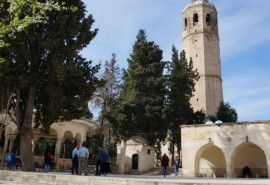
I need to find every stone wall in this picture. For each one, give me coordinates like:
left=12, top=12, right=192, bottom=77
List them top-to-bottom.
left=181, top=121, right=270, bottom=178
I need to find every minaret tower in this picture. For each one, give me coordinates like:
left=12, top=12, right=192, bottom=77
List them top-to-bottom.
left=182, top=0, right=223, bottom=116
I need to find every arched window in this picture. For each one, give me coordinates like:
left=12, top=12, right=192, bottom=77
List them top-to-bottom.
left=193, top=13, right=199, bottom=25
left=206, top=14, right=211, bottom=25
left=185, top=18, right=188, bottom=29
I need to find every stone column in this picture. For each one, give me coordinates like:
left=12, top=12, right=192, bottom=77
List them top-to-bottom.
left=8, top=137, right=15, bottom=153
left=31, top=137, right=39, bottom=152
left=55, top=137, right=63, bottom=170
left=1, top=138, right=9, bottom=167
left=225, top=154, right=232, bottom=178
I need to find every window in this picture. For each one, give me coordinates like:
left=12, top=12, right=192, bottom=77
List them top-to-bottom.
left=193, top=13, right=199, bottom=25
left=206, top=14, right=211, bottom=25
left=184, top=18, right=188, bottom=29
left=147, top=149, right=151, bottom=155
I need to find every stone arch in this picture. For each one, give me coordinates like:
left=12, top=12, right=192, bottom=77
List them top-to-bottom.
left=4, top=126, right=18, bottom=154
left=60, top=131, right=75, bottom=158
left=74, top=133, right=82, bottom=145
left=231, top=142, right=268, bottom=178
left=195, top=143, right=226, bottom=177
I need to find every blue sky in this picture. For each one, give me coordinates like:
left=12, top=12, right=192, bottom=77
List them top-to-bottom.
left=82, top=0, right=270, bottom=122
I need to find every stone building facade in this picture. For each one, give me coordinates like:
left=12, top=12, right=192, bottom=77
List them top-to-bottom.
left=182, top=0, right=223, bottom=116
left=1, top=117, right=96, bottom=170
left=181, top=121, right=270, bottom=178
left=116, top=136, right=155, bottom=174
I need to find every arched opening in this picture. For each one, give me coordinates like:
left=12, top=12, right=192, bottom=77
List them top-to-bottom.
left=193, top=13, right=199, bottom=25
left=206, top=14, right=211, bottom=25
left=184, top=18, right=188, bottom=29
left=60, top=131, right=74, bottom=158
left=35, top=137, right=47, bottom=156
left=35, top=137, right=56, bottom=156
left=60, top=139, right=73, bottom=159
left=231, top=142, right=268, bottom=178
left=195, top=143, right=226, bottom=177
left=132, top=154, right=139, bottom=170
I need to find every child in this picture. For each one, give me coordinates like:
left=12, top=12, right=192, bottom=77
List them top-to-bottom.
left=174, top=156, right=180, bottom=177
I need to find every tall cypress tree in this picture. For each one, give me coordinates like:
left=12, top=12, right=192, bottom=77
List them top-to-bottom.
left=0, top=0, right=102, bottom=171
left=106, top=30, right=167, bottom=144
left=166, top=46, right=202, bottom=160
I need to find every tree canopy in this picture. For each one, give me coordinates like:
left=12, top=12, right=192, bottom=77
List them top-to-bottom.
left=0, top=0, right=102, bottom=171
left=0, top=0, right=63, bottom=49
left=106, top=30, right=167, bottom=144
left=165, top=46, right=204, bottom=161
left=166, top=47, right=200, bottom=127
left=209, top=101, right=238, bottom=123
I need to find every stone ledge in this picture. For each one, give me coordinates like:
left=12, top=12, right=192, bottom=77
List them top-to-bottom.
left=1, top=170, right=270, bottom=185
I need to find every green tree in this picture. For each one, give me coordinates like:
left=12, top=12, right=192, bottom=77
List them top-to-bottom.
left=0, top=0, right=102, bottom=171
left=0, top=0, right=62, bottom=49
left=106, top=29, right=167, bottom=144
left=166, top=47, right=201, bottom=163
left=216, top=101, right=238, bottom=122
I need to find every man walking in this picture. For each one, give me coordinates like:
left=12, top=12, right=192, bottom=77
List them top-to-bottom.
left=78, top=142, right=89, bottom=175
left=161, top=153, right=169, bottom=177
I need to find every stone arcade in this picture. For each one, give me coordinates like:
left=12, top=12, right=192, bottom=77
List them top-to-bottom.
left=181, top=121, right=270, bottom=178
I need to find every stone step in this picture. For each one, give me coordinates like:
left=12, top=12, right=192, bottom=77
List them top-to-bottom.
left=1, top=170, right=270, bottom=185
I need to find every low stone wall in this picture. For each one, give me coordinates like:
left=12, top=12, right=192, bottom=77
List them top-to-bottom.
left=1, top=170, right=270, bottom=185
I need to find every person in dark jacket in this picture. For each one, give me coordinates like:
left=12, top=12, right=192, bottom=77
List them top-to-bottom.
left=71, top=144, right=79, bottom=175
left=44, top=145, right=53, bottom=173
left=95, top=146, right=103, bottom=176
left=100, top=147, right=111, bottom=176
left=161, top=153, right=169, bottom=177
left=243, top=165, right=251, bottom=178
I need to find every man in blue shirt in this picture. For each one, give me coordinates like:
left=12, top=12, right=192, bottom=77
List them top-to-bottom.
left=78, top=142, right=89, bottom=175
left=71, top=144, right=79, bottom=175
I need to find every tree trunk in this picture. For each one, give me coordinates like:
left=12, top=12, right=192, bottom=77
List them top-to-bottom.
left=18, top=86, right=36, bottom=171
left=20, top=133, right=34, bottom=171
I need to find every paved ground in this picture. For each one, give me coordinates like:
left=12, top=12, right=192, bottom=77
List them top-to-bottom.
left=1, top=168, right=270, bottom=185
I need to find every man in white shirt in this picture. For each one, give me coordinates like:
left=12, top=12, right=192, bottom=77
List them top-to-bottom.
left=78, top=142, right=89, bottom=175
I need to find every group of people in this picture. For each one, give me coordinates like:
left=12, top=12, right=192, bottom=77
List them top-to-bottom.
left=44, top=142, right=111, bottom=176
left=71, top=142, right=89, bottom=175
left=44, top=143, right=181, bottom=177
left=71, top=143, right=111, bottom=176
left=95, top=146, right=111, bottom=176
left=161, top=153, right=180, bottom=177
